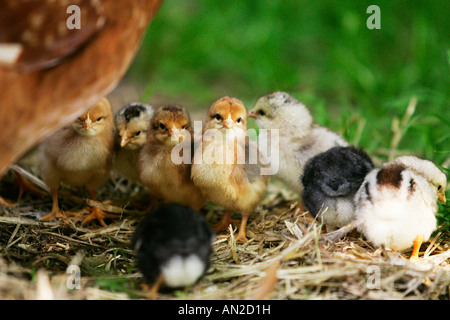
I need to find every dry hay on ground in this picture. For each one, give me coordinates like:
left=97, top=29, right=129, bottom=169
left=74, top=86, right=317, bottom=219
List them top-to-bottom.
left=0, top=169, right=449, bottom=300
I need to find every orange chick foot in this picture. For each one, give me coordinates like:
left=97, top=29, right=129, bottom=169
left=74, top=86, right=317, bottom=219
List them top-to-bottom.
left=82, top=207, right=120, bottom=227
left=40, top=208, right=69, bottom=223
left=214, top=211, right=240, bottom=233
left=235, top=214, right=250, bottom=242
left=214, top=219, right=240, bottom=233
left=235, top=232, right=248, bottom=243
left=409, top=235, right=424, bottom=261
left=142, top=274, right=164, bottom=300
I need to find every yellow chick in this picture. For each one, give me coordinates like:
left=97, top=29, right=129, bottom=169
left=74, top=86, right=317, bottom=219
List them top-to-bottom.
left=39, top=97, right=117, bottom=226
left=191, top=97, right=269, bottom=242
left=139, top=105, right=205, bottom=210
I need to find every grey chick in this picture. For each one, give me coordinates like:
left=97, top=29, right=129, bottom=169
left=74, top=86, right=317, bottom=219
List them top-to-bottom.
left=249, top=91, right=348, bottom=195
left=114, top=102, right=154, bottom=183
left=301, top=146, right=374, bottom=227
left=355, top=155, right=447, bottom=260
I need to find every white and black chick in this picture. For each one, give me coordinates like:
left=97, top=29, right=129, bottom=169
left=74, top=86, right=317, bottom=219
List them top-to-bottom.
left=355, top=155, right=447, bottom=260
left=132, top=203, right=215, bottom=295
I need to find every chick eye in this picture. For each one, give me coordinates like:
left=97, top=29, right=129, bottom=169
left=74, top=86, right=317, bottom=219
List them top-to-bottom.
left=258, top=110, right=266, bottom=116
left=215, top=114, right=222, bottom=121
left=96, top=116, right=103, bottom=122
left=237, top=117, right=242, bottom=123
left=159, top=123, right=165, bottom=130
left=135, top=131, right=141, bottom=136
left=437, top=185, right=442, bottom=191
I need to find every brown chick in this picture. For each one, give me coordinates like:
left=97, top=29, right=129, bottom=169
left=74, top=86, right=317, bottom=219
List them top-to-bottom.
left=0, top=0, right=163, bottom=178
left=191, top=97, right=269, bottom=242
left=39, top=98, right=117, bottom=226
left=139, top=105, right=205, bottom=210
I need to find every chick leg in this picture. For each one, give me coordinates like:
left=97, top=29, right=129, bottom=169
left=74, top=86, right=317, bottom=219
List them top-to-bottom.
left=1, top=169, right=46, bottom=207
left=15, top=172, right=47, bottom=203
left=40, top=188, right=67, bottom=221
left=81, top=189, right=120, bottom=227
left=130, top=193, right=160, bottom=211
left=0, top=196, right=16, bottom=208
left=145, top=196, right=163, bottom=212
left=297, top=201, right=306, bottom=213
left=214, top=211, right=240, bottom=233
left=236, top=213, right=250, bottom=243
left=324, top=217, right=364, bottom=242
left=409, top=235, right=424, bottom=261
left=142, top=274, right=164, bottom=300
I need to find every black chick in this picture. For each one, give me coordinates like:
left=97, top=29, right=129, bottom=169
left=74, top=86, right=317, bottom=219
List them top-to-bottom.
left=301, top=146, right=374, bottom=227
left=132, top=203, right=215, bottom=296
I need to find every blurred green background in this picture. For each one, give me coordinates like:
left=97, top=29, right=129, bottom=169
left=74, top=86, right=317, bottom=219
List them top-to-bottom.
left=124, top=0, right=449, bottom=167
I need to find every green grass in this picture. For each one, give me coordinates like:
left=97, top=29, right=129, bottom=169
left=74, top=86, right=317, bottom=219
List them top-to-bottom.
left=125, top=0, right=449, bottom=221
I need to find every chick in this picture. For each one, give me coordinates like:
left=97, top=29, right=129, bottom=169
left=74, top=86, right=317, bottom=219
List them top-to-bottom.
left=249, top=91, right=348, bottom=195
left=191, top=96, right=269, bottom=242
left=39, top=97, right=118, bottom=226
left=114, top=102, right=154, bottom=183
left=139, top=105, right=205, bottom=210
left=301, top=146, right=374, bottom=227
left=355, top=156, right=447, bottom=260
left=132, top=203, right=214, bottom=296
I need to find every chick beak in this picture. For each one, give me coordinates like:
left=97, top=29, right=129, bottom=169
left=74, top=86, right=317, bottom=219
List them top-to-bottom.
left=248, top=110, right=257, bottom=119
left=83, top=115, right=92, bottom=131
left=223, top=119, right=234, bottom=129
left=169, top=129, right=182, bottom=142
left=120, top=136, right=130, bottom=147
left=438, top=191, right=446, bottom=203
